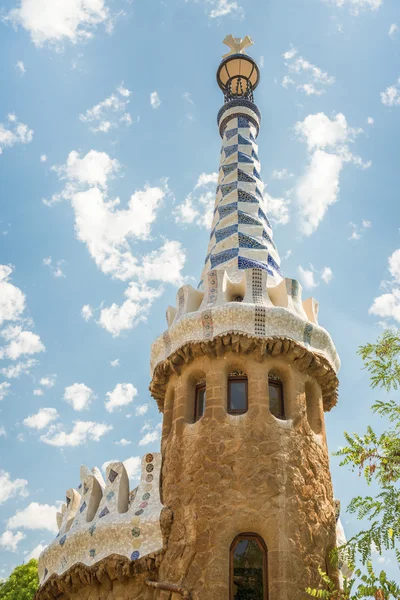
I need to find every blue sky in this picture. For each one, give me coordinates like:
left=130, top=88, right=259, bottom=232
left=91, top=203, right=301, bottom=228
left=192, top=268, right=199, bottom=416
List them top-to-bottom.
left=0, top=0, right=399, bottom=581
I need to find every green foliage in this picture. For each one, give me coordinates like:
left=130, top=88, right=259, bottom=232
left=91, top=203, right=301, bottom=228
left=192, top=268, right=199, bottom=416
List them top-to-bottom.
left=306, top=331, right=400, bottom=600
left=0, top=559, right=39, bottom=600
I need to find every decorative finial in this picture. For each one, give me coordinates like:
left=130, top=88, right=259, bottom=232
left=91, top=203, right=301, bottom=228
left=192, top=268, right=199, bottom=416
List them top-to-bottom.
left=222, top=34, right=254, bottom=59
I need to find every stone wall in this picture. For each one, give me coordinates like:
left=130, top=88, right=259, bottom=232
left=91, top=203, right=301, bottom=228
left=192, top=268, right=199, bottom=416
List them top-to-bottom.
left=158, top=349, right=338, bottom=600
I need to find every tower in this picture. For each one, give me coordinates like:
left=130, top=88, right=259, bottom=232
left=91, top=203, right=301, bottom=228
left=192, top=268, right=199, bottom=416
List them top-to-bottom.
left=150, top=36, right=340, bottom=599
left=35, top=37, right=341, bottom=600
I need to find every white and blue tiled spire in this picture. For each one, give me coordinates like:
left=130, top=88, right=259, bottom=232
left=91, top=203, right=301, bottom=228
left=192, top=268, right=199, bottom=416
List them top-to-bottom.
left=199, top=99, right=282, bottom=289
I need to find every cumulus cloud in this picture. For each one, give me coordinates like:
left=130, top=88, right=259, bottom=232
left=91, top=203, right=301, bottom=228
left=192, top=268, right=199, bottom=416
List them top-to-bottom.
left=5, top=0, right=113, bottom=48
left=209, top=0, right=243, bottom=18
left=324, top=0, right=382, bottom=13
left=389, top=23, right=399, bottom=38
left=282, top=46, right=335, bottom=96
left=15, top=60, right=25, bottom=75
left=381, top=78, right=400, bottom=107
left=80, top=83, right=132, bottom=133
left=150, top=91, right=161, bottom=109
left=295, top=112, right=370, bottom=235
left=0, top=114, right=33, bottom=155
left=46, top=150, right=186, bottom=335
left=271, top=168, right=294, bottom=180
left=174, top=172, right=218, bottom=229
left=264, top=192, right=290, bottom=226
left=348, top=219, right=371, bottom=240
left=369, top=250, right=400, bottom=324
left=43, top=256, right=65, bottom=278
left=0, top=265, right=26, bottom=326
left=298, top=265, right=333, bottom=288
left=321, top=266, right=333, bottom=284
left=81, top=304, right=93, bottom=321
left=0, top=326, right=45, bottom=361
left=1, top=358, right=38, bottom=379
left=110, top=358, right=119, bottom=367
left=40, top=375, right=56, bottom=388
left=0, top=382, right=11, bottom=401
left=105, top=382, right=137, bottom=413
left=64, top=383, right=95, bottom=411
left=135, top=403, right=149, bottom=416
left=23, top=407, right=59, bottom=430
left=40, top=420, right=112, bottom=447
left=139, top=421, right=162, bottom=446
left=115, top=438, right=131, bottom=446
left=0, top=470, right=28, bottom=504
left=7, top=502, right=58, bottom=533
left=0, top=530, right=25, bottom=552
left=26, top=542, right=47, bottom=560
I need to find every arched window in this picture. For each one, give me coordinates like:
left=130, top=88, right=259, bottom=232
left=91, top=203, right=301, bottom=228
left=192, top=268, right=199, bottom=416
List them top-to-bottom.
left=228, top=372, right=248, bottom=415
left=268, top=373, right=285, bottom=419
left=194, top=383, right=206, bottom=422
left=230, top=533, right=268, bottom=600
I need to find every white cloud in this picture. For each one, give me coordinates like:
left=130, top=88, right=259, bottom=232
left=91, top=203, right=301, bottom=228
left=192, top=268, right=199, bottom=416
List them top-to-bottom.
left=5, top=0, right=112, bottom=48
left=209, top=0, right=242, bottom=18
left=324, top=0, right=382, bottom=13
left=389, top=23, right=399, bottom=38
left=282, top=46, right=335, bottom=96
left=15, top=60, right=25, bottom=75
left=381, top=79, right=400, bottom=107
left=79, top=84, right=132, bottom=133
left=150, top=91, right=161, bottom=109
left=295, top=113, right=370, bottom=235
left=0, top=114, right=33, bottom=155
left=367, top=117, right=374, bottom=125
left=47, top=150, right=186, bottom=335
left=40, top=154, right=47, bottom=162
left=271, top=168, right=294, bottom=180
left=174, top=172, right=218, bottom=229
left=264, top=192, right=290, bottom=226
left=348, top=219, right=371, bottom=240
left=369, top=250, right=400, bottom=324
left=43, top=256, right=65, bottom=278
left=0, top=265, right=26, bottom=326
left=298, top=266, right=319, bottom=289
left=321, top=266, right=333, bottom=284
left=81, top=304, right=93, bottom=321
left=0, top=326, right=45, bottom=360
left=1, top=358, right=38, bottom=379
left=110, top=358, right=119, bottom=367
left=39, top=375, right=56, bottom=388
left=0, top=382, right=11, bottom=401
left=105, top=382, right=137, bottom=413
left=64, top=383, right=94, bottom=411
left=33, top=388, right=43, bottom=396
left=135, top=403, right=149, bottom=416
left=23, top=407, right=59, bottom=430
left=40, top=420, right=112, bottom=447
left=139, top=422, right=162, bottom=446
left=0, top=426, right=6, bottom=437
left=115, top=438, right=131, bottom=446
left=103, top=456, right=141, bottom=480
left=0, top=470, right=28, bottom=504
left=7, top=502, right=58, bottom=533
left=0, top=530, right=25, bottom=552
left=26, top=542, right=47, bottom=560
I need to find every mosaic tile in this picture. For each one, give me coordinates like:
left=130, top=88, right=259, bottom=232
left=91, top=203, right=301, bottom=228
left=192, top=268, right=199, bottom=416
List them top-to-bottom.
left=225, top=128, right=238, bottom=140
left=238, top=133, right=251, bottom=145
left=224, top=144, right=238, bottom=158
left=237, top=151, right=253, bottom=164
left=221, top=163, right=237, bottom=176
left=237, top=168, right=256, bottom=183
left=220, top=182, right=237, bottom=197
left=237, top=189, right=258, bottom=203
left=218, top=202, right=237, bottom=219
left=215, top=224, right=238, bottom=243
left=239, top=232, right=268, bottom=250
left=210, top=247, right=239, bottom=269
left=238, top=256, right=274, bottom=275
left=252, top=269, right=264, bottom=304
left=207, top=271, right=218, bottom=304
left=254, top=306, right=266, bottom=336
left=202, top=309, right=214, bottom=339
left=304, top=323, right=313, bottom=346
left=108, top=469, right=118, bottom=483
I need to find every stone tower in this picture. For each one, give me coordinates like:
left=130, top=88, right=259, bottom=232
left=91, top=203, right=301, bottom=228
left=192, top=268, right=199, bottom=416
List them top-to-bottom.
left=36, top=37, right=341, bottom=600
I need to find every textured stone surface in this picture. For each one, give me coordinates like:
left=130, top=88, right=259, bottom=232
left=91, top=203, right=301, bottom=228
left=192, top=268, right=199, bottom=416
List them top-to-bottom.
left=158, top=351, right=339, bottom=600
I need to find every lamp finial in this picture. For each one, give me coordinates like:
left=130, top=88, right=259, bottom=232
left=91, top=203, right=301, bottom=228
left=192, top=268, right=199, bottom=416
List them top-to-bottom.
left=222, top=34, right=254, bottom=59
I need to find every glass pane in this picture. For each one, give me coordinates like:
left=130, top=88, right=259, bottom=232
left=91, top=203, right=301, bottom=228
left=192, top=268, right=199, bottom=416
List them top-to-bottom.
left=229, top=380, right=247, bottom=412
left=269, top=383, right=283, bottom=418
left=195, top=387, right=206, bottom=421
left=233, top=538, right=264, bottom=599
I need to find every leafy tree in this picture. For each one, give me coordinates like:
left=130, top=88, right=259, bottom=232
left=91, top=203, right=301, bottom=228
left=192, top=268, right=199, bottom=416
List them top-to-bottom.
left=307, top=331, right=400, bottom=600
left=0, top=559, right=39, bottom=600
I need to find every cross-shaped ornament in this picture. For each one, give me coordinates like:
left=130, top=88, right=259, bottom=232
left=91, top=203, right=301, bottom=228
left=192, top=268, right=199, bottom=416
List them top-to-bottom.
left=222, top=34, right=254, bottom=59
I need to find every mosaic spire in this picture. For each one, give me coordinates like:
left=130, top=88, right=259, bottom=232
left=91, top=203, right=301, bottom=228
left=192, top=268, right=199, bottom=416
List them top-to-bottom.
left=199, top=40, right=282, bottom=290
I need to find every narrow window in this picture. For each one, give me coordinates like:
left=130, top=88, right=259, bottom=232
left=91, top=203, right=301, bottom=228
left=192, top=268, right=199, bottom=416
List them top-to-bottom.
left=268, top=374, right=284, bottom=419
left=228, top=375, right=248, bottom=415
left=194, top=384, right=206, bottom=422
left=230, top=533, right=268, bottom=600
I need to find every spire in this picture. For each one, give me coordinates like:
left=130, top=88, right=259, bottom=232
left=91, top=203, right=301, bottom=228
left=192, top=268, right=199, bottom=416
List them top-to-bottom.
left=199, top=37, right=282, bottom=290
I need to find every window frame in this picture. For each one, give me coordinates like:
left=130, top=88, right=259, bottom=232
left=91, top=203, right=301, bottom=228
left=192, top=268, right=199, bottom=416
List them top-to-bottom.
left=227, top=376, right=248, bottom=415
left=268, top=377, right=285, bottom=420
left=194, top=383, right=206, bottom=422
left=229, top=532, right=268, bottom=600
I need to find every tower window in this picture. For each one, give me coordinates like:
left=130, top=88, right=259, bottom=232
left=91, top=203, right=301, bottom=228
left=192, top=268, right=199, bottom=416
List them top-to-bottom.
left=268, top=374, right=284, bottom=419
left=228, top=375, right=248, bottom=415
left=194, top=384, right=206, bottom=422
left=230, top=533, right=268, bottom=600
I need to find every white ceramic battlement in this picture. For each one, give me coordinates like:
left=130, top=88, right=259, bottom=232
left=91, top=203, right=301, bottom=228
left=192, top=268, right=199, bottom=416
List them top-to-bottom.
left=150, top=268, right=340, bottom=376
left=38, top=453, right=165, bottom=586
